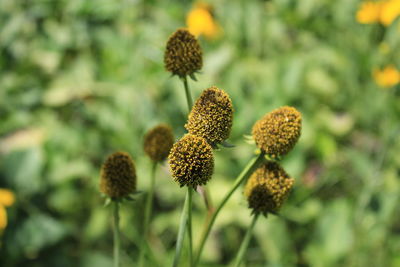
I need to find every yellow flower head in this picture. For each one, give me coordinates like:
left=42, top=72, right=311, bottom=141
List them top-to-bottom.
left=380, top=0, right=400, bottom=26
left=356, top=1, right=383, bottom=24
left=187, top=2, right=220, bottom=39
left=373, top=65, right=400, bottom=88
left=185, top=86, right=234, bottom=146
left=252, top=106, right=302, bottom=158
left=168, top=134, right=214, bottom=188
left=0, top=189, right=15, bottom=231
left=0, top=189, right=15, bottom=207
left=0, top=206, right=7, bottom=231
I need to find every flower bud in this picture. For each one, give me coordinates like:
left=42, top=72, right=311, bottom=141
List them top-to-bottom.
left=164, top=28, right=203, bottom=78
left=185, top=86, right=233, bottom=146
left=252, top=106, right=301, bottom=158
left=144, top=124, right=174, bottom=162
left=168, top=134, right=214, bottom=188
left=100, top=152, right=137, bottom=198
left=244, top=161, right=294, bottom=215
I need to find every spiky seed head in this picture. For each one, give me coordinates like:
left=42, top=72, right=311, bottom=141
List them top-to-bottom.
left=164, top=28, right=203, bottom=78
left=185, top=86, right=234, bottom=146
left=252, top=106, right=302, bottom=158
left=143, top=124, right=174, bottom=162
left=168, top=134, right=214, bottom=188
left=100, top=152, right=137, bottom=198
left=244, top=161, right=294, bottom=215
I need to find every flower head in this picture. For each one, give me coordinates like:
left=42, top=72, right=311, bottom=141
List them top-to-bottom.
left=356, top=0, right=400, bottom=26
left=380, top=0, right=400, bottom=26
left=356, top=1, right=382, bottom=24
left=187, top=2, right=220, bottom=39
left=164, top=28, right=203, bottom=78
left=373, top=65, right=400, bottom=88
left=185, top=86, right=234, bottom=146
left=252, top=106, right=302, bottom=158
left=144, top=124, right=174, bottom=162
left=168, top=134, right=214, bottom=188
left=100, top=152, right=137, bottom=198
left=244, top=161, right=294, bottom=215
left=0, top=189, right=15, bottom=231
left=0, top=189, right=15, bottom=207
left=0, top=206, right=7, bottom=231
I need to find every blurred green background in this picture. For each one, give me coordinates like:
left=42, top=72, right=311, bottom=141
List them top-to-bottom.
left=1, top=0, right=400, bottom=266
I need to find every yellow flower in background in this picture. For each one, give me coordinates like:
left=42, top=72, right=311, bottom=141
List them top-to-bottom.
left=356, top=0, right=400, bottom=26
left=380, top=0, right=400, bottom=25
left=356, top=1, right=383, bottom=24
left=187, top=2, right=220, bottom=39
left=373, top=65, right=400, bottom=88
left=0, top=189, right=15, bottom=231
left=0, top=207, right=7, bottom=231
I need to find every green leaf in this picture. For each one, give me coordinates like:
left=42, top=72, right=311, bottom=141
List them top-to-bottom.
left=189, top=73, right=198, bottom=81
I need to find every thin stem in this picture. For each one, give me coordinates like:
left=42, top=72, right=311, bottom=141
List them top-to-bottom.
left=182, top=76, right=193, bottom=111
left=194, top=153, right=265, bottom=266
left=139, top=161, right=158, bottom=267
left=196, top=185, right=214, bottom=214
left=187, top=187, right=193, bottom=267
left=172, top=190, right=190, bottom=267
left=113, top=201, right=120, bottom=267
left=233, top=214, right=260, bottom=267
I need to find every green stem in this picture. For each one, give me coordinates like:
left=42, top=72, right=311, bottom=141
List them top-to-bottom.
left=182, top=76, right=193, bottom=111
left=194, top=153, right=265, bottom=266
left=139, top=161, right=157, bottom=267
left=187, top=187, right=193, bottom=267
left=172, top=190, right=190, bottom=267
left=113, top=201, right=120, bottom=267
left=233, top=214, right=259, bottom=267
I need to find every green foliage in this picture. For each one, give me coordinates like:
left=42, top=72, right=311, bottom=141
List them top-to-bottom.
left=1, top=0, right=399, bottom=266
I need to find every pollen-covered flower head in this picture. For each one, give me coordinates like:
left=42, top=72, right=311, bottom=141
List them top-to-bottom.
left=164, top=28, right=203, bottom=78
left=185, top=86, right=233, bottom=146
left=252, top=106, right=301, bottom=158
left=144, top=124, right=174, bottom=162
left=168, top=134, right=214, bottom=188
left=100, top=152, right=137, bottom=198
left=244, top=161, right=294, bottom=215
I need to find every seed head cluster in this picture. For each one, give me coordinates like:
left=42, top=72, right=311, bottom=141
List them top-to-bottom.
left=164, top=28, right=203, bottom=78
left=185, top=86, right=234, bottom=146
left=252, top=106, right=301, bottom=158
left=143, top=124, right=174, bottom=162
left=168, top=134, right=214, bottom=188
left=100, top=152, right=137, bottom=198
left=244, top=161, right=294, bottom=215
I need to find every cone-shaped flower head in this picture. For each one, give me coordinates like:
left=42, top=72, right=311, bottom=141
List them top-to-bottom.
left=164, top=28, right=203, bottom=78
left=185, top=86, right=233, bottom=146
left=252, top=106, right=301, bottom=158
left=143, top=124, right=174, bottom=162
left=168, top=134, right=214, bottom=188
left=100, top=152, right=137, bottom=198
left=244, top=161, right=294, bottom=215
